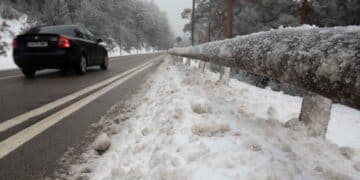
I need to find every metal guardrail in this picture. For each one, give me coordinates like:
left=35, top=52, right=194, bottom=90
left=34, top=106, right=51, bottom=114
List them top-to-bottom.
left=169, top=26, right=360, bottom=109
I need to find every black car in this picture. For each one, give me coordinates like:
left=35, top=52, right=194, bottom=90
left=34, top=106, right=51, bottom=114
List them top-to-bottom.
left=13, top=25, right=108, bottom=78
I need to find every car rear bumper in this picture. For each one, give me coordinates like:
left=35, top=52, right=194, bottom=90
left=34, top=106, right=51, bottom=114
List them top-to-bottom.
left=13, top=50, right=79, bottom=70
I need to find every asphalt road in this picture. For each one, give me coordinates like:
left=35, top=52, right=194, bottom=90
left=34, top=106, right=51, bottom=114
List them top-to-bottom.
left=0, top=53, right=164, bottom=180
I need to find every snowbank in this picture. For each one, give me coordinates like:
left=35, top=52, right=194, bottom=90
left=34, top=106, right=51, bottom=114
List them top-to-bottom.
left=0, top=15, right=28, bottom=70
left=108, top=43, right=158, bottom=58
left=62, top=56, right=360, bottom=179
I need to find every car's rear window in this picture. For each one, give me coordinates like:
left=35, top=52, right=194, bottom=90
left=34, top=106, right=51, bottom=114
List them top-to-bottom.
left=26, top=26, right=76, bottom=36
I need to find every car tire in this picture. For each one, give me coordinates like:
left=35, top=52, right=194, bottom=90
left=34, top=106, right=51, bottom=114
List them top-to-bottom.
left=100, top=54, right=108, bottom=70
left=76, top=55, right=87, bottom=75
left=60, top=67, right=67, bottom=76
left=22, top=69, right=35, bottom=78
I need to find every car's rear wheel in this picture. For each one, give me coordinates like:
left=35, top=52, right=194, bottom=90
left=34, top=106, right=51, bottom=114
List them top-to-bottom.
left=100, top=54, right=108, bottom=70
left=76, top=55, right=87, bottom=75
left=60, top=67, right=67, bottom=76
left=22, top=69, right=35, bottom=78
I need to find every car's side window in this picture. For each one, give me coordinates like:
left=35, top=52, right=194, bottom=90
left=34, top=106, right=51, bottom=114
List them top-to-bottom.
left=78, top=27, right=91, bottom=40
left=74, top=28, right=85, bottom=39
left=84, top=29, right=97, bottom=42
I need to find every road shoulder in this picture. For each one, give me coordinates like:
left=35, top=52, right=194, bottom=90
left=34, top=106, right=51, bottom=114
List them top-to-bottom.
left=55, top=56, right=360, bottom=179
left=50, top=58, right=164, bottom=180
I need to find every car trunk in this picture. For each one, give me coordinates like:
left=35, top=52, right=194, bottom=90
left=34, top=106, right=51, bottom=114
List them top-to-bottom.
left=16, top=34, right=61, bottom=52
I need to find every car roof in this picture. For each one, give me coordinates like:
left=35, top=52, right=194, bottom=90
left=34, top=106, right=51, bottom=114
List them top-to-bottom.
left=24, top=24, right=85, bottom=36
left=35, top=24, right=80, bottom=29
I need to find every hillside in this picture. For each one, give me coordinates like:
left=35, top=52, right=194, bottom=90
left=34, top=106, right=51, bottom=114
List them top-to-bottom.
left=0, top=15, right=28, bottom=70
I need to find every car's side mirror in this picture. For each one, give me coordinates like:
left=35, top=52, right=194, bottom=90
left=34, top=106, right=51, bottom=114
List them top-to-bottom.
left=96, top=39, right=103, bottom=43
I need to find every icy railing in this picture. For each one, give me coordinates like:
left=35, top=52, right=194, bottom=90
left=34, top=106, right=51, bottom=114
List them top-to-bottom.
left=169, top=26, right=360, bottom=110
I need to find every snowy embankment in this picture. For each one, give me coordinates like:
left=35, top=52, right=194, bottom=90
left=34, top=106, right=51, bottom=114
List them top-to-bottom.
left=0, top=15, right=28, bottom=70
left=108, top=45, right=158, bottom=58
left=62, top=56, right=360, bottom=179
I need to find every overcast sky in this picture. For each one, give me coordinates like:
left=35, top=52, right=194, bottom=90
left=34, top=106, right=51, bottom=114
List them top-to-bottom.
left=153, top=0, right=192, bottom=37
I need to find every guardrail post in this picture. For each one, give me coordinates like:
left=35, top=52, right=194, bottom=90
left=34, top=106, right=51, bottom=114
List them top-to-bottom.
left=171, top=55, right=181, bottom=64
left=185, top=58, right=191, bottom=66
left=199, top=61, right=206, bottom=72
left=202, top=62, right=208, bottom=73
left=220, top=66, right=231, bottom=85
left=299, top=93, right=332, bottom=138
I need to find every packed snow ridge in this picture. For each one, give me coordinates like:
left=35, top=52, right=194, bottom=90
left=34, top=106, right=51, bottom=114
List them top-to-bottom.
left=62, top=56, right=360, bottom=180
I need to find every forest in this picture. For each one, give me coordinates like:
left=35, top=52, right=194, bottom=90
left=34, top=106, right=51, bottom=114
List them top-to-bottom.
left=0, top=0, right=175, bottom=52
left=182, top=0, right=360, bottom=43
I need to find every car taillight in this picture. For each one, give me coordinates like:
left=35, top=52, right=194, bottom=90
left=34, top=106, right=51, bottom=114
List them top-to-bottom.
left=58, top=36, right=71, bottom=48
left=12, top=38, right=18, bottom=49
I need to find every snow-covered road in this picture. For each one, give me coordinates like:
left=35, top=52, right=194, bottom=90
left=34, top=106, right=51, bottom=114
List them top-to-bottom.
left=60, top=56, right=360, bottom=179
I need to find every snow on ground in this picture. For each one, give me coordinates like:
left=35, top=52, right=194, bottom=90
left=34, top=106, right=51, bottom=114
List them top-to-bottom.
left=0, top=15, right=28, bottom=70
left=63, top=56, right=360, bottom=180
left=327, top=105, right=360, bottom=148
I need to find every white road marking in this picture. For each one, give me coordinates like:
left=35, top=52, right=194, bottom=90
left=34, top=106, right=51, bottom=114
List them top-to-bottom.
left=0, top=56, right=162, bottom=133
left=0, top=62, right=154, bottom=159
left=0, top=70, right=58, bottom=80
left=0, top=74, right=23, bottom=80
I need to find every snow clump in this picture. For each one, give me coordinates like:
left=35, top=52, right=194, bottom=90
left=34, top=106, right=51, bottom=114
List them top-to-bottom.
left=92, top=133, right=111, bottom=153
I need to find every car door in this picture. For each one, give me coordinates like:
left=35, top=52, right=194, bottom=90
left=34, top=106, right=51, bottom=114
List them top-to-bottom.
left=79, top=27, right=98, bottom=65
left=73, top=28, right=93, bottom=63
left=84, top=28, right=103, bottom=64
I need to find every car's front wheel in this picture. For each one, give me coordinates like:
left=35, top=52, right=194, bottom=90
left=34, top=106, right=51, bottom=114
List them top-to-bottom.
left=100, top=54, right=108, bottom=70
left=76, top=55, right=87, bottom=75
left=22, top=69, right=35, bottom=78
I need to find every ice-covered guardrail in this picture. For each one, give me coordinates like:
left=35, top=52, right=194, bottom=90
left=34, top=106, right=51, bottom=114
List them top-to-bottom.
left=169, top=26, right=360, bottom=110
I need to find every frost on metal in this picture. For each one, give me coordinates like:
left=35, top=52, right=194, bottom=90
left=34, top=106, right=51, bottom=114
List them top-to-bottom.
left=169, top=25, right=360, bottom=109
left=300, top=93, right=333, bottom=138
